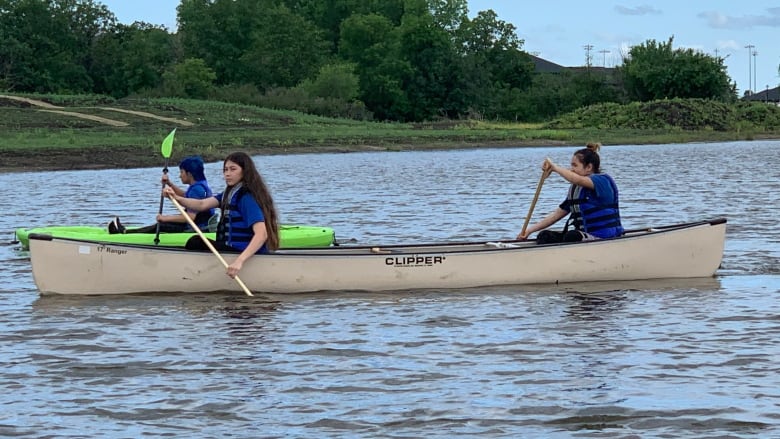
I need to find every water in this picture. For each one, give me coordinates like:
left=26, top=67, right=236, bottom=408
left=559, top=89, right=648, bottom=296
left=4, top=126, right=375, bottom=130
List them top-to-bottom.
left=1, top=141, right=779, bottom=438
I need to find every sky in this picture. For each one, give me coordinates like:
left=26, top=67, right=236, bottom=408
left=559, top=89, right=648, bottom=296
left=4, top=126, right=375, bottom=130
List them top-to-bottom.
left=99, top=0, right=780, bottom=96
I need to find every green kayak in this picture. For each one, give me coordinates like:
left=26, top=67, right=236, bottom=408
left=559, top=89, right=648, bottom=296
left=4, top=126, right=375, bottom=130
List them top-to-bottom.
left=15, top=224, right=335, bottom=250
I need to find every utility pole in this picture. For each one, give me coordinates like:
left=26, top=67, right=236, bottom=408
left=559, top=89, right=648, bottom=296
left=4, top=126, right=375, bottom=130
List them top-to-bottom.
left=583, top=44, right=594, bottom=68
left=745, top=44, right=755, bottom=93
left=598, top=49, right=610, bottom=67
left=753, top=50, right=758, bottom=96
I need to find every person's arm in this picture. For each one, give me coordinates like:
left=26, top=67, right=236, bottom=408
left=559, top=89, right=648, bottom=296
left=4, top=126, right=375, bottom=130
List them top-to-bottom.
left=163, top=187, right=218, bottom=211
left=517, top=207, right=568, bottom=240
left=156, top=211, right=196, bottom=223
left=226, top=221, right=267, bottom=278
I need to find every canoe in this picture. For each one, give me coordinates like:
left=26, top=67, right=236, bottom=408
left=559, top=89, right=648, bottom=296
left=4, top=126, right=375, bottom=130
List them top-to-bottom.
left=28, top=218, right=727, bottom=295
left=15, top=224, right=335, bottom=250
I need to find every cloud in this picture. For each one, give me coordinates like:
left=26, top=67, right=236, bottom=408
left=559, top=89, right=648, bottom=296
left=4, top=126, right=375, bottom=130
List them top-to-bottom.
left=614, top=5, right=662, bottom=16
left=699, top=8, right=780, bottom=29
left=717, top=40, right=741, bottom=51
left=677, top=43, right=706, bottom=53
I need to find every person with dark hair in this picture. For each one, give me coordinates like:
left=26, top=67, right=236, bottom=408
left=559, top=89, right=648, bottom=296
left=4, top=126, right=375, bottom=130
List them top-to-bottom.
left=517, top=142, right=623, bottom=243
left=164, top=152, right=280, bottom=279
left=108, top=156, right=216, bottom=234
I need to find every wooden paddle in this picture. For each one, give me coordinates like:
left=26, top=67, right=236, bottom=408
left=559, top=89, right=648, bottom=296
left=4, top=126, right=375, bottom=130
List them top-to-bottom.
left=154, top=129, right=176, bottom=245
left=520, top=159, right=553, bottom=237
left=167, top=195, right=254, bottom=297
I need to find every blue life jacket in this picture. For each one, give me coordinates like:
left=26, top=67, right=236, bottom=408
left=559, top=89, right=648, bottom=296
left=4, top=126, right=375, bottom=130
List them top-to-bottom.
left=561, top=174, right=623, bottom=239
left=185, top=180, right=215, bottom=230
left=215, top=187, right=267, bottom=253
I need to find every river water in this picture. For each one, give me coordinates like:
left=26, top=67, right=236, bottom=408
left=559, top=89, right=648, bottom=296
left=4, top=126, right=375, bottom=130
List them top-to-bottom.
left=1, top=141, right=779, bottom=438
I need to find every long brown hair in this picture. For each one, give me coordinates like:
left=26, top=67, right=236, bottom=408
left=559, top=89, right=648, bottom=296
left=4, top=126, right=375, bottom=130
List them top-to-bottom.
left=223, top=152, right=280, bottom=251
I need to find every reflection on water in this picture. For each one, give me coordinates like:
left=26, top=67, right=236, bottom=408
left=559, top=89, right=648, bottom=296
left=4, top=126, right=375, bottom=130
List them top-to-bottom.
left=2, top=141, right=780, bottom=437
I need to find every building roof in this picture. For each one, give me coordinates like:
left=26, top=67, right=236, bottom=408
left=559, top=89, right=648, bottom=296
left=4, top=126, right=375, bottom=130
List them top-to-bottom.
left=527, top=54, right=566, bottom=73
left=743, top=86, right=780, bottom=102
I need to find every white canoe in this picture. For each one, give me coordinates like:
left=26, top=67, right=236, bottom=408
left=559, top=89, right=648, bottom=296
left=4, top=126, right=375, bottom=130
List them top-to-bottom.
left=29, top=218, right=726, bottom=295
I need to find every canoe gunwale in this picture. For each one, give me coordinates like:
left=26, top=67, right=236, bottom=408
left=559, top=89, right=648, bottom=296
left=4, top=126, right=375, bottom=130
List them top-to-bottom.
left=28, top=217, right=727, bottom=256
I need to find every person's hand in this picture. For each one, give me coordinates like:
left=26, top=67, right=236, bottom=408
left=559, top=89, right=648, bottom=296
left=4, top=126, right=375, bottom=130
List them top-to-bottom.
left=540, top=158, right=556, bottom=179
left=161, top=173, right=170, bottom=186
left=162, top=186, right=176, bottom=197
left=156, top=214, right=165, bottom=222
left=516, top=231, right=530, bottom=240
left=226, top=260, right=244, bottom=278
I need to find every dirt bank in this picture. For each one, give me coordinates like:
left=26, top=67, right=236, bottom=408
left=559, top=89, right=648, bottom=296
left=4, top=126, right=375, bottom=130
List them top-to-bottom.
left=0, top=140, right=564, bottom=174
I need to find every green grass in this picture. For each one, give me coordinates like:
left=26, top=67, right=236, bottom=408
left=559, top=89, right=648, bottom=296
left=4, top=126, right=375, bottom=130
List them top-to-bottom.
left=1, top=93, right=778, bottom=171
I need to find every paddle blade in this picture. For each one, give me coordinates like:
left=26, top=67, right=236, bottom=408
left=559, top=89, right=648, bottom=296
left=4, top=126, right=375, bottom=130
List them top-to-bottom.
left=160, top=129, right=176, bottom=158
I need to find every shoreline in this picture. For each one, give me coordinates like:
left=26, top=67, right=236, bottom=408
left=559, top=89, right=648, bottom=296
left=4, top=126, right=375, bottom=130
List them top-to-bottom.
left=3, top=94, right=778, bottom=174
left=6, top=136, right=780, bottom=174
left=0, top=140, right=570, bottom=174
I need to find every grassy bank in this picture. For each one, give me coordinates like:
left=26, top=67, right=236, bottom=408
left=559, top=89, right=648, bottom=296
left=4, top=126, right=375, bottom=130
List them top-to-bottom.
left=1, top=94, right=778, bottom=172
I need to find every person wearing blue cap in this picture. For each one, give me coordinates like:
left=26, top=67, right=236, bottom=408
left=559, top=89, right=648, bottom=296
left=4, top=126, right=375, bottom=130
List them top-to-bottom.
left=108, top=156, right=216, bottom=234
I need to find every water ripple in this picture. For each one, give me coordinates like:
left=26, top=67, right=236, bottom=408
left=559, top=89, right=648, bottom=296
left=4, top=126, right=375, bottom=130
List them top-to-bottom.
left=1, top=142, right=780, bottom=437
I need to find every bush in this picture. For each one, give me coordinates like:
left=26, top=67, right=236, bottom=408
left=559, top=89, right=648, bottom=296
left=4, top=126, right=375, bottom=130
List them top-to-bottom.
left=544, top=98, right=774, bottom=131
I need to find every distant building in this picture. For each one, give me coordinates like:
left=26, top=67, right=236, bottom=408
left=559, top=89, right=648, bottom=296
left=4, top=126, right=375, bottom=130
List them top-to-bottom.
left=742, top=86, right=780, bottom=106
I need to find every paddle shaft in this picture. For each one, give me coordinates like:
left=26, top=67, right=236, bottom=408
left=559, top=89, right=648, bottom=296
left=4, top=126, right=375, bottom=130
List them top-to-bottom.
left=154, top=162, right=169, bottom=245
left=520, top=167, right=551, bottom=237
left=167, top=196, right=254, bottom=297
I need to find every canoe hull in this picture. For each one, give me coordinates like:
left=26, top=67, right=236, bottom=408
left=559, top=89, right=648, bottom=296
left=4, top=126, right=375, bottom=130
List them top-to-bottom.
left=28, top=219, right=727, bottom=295
left=15, top=224, right=335, bottom=249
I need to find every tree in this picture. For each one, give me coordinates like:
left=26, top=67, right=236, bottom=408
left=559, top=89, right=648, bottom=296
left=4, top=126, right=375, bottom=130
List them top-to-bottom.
left=0, top=0, right=115, bottom=93
left=178, top=0, right=268, bottom=85
left=285, top=0, right=404, bottom=49
left=427, top=0, right=468, bottom=32
left=398, top=1, right=459, bottom=120
left=240, top=5, right=330, bottom=90
left=453, top=9, right=534, bottom=118
left=340, top=12, right=412, bottom=120
left=90, top=22, right=176, bottom=97
left=621, top=37, right=734, bottom=101
left=161, top=58, right=216, bottom=98
left=300, top=62, right=360, bottom=100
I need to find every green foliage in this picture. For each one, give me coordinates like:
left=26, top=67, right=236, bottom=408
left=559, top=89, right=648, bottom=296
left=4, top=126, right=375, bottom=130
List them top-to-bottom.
left=0, top=0, right=115, bottom=93
left=1, top=0, right=764, bottom=125
left=240, top=4, right=330, bottom=90
left=450, top=9, right=534, bottom=119
left=91, top=23, right=177, bottom=97
left=621, top=37, right=734, bottom=101
left=161, top=58, right=216, bottom=99
left=299, top=62, right=360, bottom=101
left=486, top=70, right=626, bottom=122
left=209, top=83, right=266, bottom=106
left=256, top=86, right=373, bottom=120
left=2, top=94, right=779, bottom=172
left=547, top=98, right=780, bottom=131
left=734, top=101, right=780, bottom=129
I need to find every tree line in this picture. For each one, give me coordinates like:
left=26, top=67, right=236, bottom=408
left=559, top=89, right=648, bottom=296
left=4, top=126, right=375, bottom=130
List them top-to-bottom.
left=0, top=0, right=737, bottom=122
